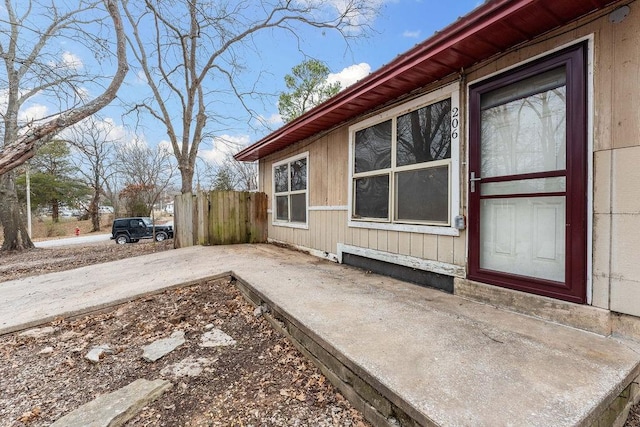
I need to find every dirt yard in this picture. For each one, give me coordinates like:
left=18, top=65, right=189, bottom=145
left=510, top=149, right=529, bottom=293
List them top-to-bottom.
left=0, top=238, right=638, bottom=426
left=0, top=241, right=369, bottom=426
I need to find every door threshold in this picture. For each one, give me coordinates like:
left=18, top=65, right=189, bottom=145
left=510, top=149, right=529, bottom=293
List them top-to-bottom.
left=455, top=277, right=611, bottom=336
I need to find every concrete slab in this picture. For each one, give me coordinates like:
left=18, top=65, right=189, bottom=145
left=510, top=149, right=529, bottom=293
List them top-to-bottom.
left=2, top=244, right=640, bottom=426
left=0, top=245, right=229, bottom=334
left=141, top=330, right=186, bottom=362
left=50, top=378, right=172, bottom=427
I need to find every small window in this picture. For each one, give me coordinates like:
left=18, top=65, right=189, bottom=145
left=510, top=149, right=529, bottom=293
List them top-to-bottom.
left=350, top=89, right=458, bottom=228
left=273, top=153, right=308, bottom=226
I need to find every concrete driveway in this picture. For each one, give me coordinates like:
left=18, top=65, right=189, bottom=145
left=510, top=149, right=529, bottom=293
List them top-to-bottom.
left=34, top=233, right=111, bottom=248
left=1, top=244, right=639, bottom=426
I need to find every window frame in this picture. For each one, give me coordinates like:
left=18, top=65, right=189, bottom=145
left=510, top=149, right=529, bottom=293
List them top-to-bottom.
left=348, top=82, right=460, bottom=236
left=272, top=152, right=309, bottom=229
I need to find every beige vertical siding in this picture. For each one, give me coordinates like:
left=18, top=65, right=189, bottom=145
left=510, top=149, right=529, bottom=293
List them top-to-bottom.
left=259, top=2, right=640, bottom=317
left=462, top=2, right=640, bottom=315
left=606, top=5, right=640, bottom=316
left=262, top=112, right=467, bottom=270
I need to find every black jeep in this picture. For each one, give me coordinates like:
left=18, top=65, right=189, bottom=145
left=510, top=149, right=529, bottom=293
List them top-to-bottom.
left=110, top=217, right=174, bottom=244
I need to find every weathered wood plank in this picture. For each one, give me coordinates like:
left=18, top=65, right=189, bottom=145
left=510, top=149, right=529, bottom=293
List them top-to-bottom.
left=207, top=190, right=268, bottom=245
left=174, top=192, right=195, bottom=248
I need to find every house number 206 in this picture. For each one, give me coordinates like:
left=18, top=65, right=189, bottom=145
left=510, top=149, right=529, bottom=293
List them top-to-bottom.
left=451, top=106, right=459, bottom=139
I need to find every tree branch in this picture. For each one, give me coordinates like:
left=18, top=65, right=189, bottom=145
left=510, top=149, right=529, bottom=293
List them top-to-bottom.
left=0, top=0, right=129, bottom=175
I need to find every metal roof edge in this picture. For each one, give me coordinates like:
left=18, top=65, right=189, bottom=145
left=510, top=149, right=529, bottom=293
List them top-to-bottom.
left=234, top=0, right=586, bottom=161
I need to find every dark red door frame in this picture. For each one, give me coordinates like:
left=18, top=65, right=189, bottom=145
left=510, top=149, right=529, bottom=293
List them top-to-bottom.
left=468, top=43, right=588, bottom=304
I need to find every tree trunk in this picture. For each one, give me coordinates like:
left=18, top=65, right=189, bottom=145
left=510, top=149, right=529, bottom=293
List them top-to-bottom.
left=180, top=165, right=194, bottom=194
left=0, top=173, right=34, bottom=251
left=90, top=192, right=100, bottom=232
left=52, top=200, right=60, bottom=223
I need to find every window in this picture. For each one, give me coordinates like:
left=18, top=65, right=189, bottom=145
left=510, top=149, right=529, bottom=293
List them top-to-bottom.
left=350, top=83, right=459, bottom=230
left=273, top=153, right=308, bottom=226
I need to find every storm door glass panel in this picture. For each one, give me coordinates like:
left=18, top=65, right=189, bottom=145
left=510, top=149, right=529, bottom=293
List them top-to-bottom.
left=478, top=66, right=567, bottom=283
left=480, top=67, right=566, bottom=178
left=397, top=99, right=451, bottom=166
left=354, top=120, right=392, bottom=173
left=396, top=166, right=449, bottom=223
left=354, top=175, right=389, bottom=219
left=481, top=177, right=566, bottom=196
left=290, top=193, right=306, bottom=223
left=275, top=196, right=289, bottom=221
left=480, top=197, right=565, bottom=282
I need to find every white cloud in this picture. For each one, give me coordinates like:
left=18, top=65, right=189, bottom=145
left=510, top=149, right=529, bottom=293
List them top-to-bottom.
left=301, top=0, right=383, bottom=31
left=402, top=30, right=421, bottom=38
left=46, top=51, right=83, bottom=72
left=61, top=51, right=83, bottom=71
left=327, top=63, right=371, bottom=88
left=136, top=69, right=148, bottom=84
left=75, top=86, right=91, bottom=102
left=18, top=104, right=48, bottom=122
left=255, top=113, right=284, bottom=128
left=59, top=116, right=129, bottom=145
left=199, top=134, right=251, bottom=166
left=157, top=139, right=173, bottom=153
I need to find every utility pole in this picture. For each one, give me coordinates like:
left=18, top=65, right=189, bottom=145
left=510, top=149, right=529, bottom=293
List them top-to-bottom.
left=26, top=163, right=32, bottom=238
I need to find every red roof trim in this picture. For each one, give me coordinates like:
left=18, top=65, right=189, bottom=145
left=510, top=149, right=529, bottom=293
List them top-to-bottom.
left=235, top=0, right=617, bottom=161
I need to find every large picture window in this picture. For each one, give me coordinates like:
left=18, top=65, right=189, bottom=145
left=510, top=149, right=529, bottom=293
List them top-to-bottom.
left=350, top=85, right=459, bottom=229
left=273, top=153, right=308, bottom=226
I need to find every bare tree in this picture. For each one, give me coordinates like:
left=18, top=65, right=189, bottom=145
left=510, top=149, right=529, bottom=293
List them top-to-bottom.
left=0, top=0, right=128, bottom=250
left=122, top=0, right=377, bottom=194
left=67, top=116, right=119, bottom=232
left=115, top=141, right=175, bottom=216
left=195, top=153, right=257, bottom=193
left=221, top=154, right=258, bottom=191
left=102, top=166, right=123, bottom=217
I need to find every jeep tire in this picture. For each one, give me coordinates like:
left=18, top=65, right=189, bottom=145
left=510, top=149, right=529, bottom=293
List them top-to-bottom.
left=155, top=231, right=168, bottom=242
left=115, top=234, right=129, bottom=245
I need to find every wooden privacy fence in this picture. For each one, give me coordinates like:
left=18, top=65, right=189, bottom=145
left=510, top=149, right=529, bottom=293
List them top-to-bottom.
left=174, top=191, right=268, bottom=248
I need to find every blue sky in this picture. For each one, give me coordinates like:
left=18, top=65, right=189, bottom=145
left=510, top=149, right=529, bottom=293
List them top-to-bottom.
left=10, top=0, right=483, bottom=169
left=191, top=0, right=483, bottom=165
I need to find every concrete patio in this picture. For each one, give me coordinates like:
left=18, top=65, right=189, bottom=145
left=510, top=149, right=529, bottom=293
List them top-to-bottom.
left=1, top=244, right=639, bottom=426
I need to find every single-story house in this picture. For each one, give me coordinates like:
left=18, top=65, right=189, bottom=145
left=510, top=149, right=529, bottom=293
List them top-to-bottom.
left=235, top=0, right=640, bottom=338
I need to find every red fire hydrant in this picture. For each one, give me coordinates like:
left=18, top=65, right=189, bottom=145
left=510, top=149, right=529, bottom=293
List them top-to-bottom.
left=75, top=227, right=80, bottom=236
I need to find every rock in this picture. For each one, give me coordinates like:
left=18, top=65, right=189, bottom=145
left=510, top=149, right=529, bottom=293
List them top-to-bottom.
left=253, top=304, right=270, bottom=318
left=204, top=323, right=214, bottom=330
left=19, top=326, right=56, bottom=339
left=200, top=328, right=236, bottom=348
left=59, top=330, right=80, bottom=341
left=141, top=330, right=185, bottom=362
left=85, top=344, right=113, bottom=363
left=38, top=346, right=54, bottom=355
left=160, top=356, right=216, bottom=378
left=50, top=378, right=172, bottom=427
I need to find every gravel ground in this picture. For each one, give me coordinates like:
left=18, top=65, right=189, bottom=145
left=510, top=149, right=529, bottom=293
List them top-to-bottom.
left=0, top=240, right=638, bottom=426
left=0, top=241, right=369, bottom=426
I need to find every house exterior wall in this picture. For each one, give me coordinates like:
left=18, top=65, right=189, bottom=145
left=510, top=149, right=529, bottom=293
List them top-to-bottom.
left=258, top=2, right=640, bottom=321
left=460, top=2, right=640, bottom=318
left=261, top=119, right=466, bottom=270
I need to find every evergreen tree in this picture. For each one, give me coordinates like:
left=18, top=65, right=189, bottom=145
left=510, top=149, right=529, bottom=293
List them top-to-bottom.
left=278, top=59, right=342, bottom=123
left=16, top=140, right=89, bottom=222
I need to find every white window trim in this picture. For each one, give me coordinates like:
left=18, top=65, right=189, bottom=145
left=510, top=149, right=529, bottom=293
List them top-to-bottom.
left=347, top=81, right=461, bottom=236
left=272, top=151, right=309, bottom=229
left=337, top=243, right=466, bottom=277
